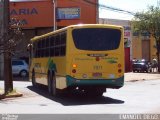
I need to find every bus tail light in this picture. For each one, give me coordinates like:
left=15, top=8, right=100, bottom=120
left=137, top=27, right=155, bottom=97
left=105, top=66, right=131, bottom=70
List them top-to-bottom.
left=72, top=64, right=77, bottom=68
left=118, top=64, right=121, bottom=68
left=72, top=69, right=76, bottom=73
left=118, top=69, right=122, bottom=73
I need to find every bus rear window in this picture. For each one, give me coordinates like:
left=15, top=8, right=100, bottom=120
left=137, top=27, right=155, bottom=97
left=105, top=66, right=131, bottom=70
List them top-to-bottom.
left=72, top=28, right=121, bottom=51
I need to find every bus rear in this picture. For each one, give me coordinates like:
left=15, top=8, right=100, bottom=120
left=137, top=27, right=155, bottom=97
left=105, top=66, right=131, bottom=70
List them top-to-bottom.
left=66, top=24, right=124, bottom=95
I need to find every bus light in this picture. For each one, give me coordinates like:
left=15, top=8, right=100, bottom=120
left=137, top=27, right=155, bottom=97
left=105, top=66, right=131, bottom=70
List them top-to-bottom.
left=73, top=64, right=77, bottom=68
left=118, top=64, right=121, bottom=68
left=72, top=69, right=76, bottom=73
left=118, top=69, right=122, bottom=73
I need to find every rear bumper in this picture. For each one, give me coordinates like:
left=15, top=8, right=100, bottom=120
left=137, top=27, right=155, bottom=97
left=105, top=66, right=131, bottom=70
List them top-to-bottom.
left=133, top=67, right=147, bottom=71
left=66, top=75, right=124, bottom=89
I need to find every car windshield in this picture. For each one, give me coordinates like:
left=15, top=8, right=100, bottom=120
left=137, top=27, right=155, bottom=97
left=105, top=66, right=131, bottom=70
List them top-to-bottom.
left=134, top=59, right=148, bottom=64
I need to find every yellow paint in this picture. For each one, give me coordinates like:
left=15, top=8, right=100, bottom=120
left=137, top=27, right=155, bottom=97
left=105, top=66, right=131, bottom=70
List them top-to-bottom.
left=29, top=24, right=124, bottom=90
left=132, top=35, right=157, bottom=60
left=132, top=36, right=142, bottom=59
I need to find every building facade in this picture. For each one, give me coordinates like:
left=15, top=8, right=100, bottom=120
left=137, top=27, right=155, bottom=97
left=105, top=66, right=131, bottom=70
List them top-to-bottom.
left=0, top=0, right=98, bottom=78
left=9, top=0, right=98, bottom=58
left=99, top=18, right=157, bottom=72
left=132, top=33, right=157, bottom=61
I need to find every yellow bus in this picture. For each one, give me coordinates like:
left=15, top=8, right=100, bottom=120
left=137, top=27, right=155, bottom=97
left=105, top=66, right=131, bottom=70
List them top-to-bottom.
left=28, top=24, right=124, bottom=97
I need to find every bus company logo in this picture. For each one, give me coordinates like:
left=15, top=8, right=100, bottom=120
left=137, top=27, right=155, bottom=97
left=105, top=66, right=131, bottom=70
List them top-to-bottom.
left=87, top=54, right=108, bottom=57
left=106, top=57, right=118, bottom=64
left=47, top=58, right=57, bottom=72
left=75, top=58, right=93, bottom=61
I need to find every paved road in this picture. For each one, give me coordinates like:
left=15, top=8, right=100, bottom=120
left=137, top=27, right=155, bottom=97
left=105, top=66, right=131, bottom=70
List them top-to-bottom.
left=0, top=78, right=160, bottom=114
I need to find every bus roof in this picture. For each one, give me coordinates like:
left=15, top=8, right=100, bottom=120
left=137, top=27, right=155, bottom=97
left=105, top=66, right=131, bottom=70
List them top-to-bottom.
left=31, top=24, right=123, bottom=42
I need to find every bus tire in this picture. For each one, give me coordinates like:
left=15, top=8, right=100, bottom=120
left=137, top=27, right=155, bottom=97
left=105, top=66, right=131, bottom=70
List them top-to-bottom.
left=32, top=69, right=36, bottom=86
left=48, top=71, right=57, bottom=96
left=48, top=72, right=52, bottom=94
left=51, top=72, right=57, bottom=96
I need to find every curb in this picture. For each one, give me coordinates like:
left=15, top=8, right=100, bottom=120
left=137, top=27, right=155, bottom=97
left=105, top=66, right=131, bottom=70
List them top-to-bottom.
left=0, top=92, right=23, bottom=99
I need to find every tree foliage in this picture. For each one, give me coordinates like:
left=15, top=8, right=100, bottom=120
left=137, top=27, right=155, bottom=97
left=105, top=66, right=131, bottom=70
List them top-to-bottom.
left=132, top=6, right=160, bottom=72
left=0, top=18, right=24, bottom=57
left=0, top=18, right=24, bottom=94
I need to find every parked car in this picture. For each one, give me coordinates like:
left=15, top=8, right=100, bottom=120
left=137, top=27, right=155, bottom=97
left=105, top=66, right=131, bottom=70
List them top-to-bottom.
left=12, top=59, right=29, bottom=77
left=132, top=59, right=152, bottom=73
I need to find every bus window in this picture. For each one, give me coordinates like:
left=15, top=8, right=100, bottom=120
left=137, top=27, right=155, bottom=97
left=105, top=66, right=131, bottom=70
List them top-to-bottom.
left=72, top=28, right=121, bottom=51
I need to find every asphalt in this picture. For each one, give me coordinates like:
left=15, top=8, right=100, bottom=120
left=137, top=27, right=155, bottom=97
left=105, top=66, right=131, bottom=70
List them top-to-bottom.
left=1, top=72, right=160, bottom=82
left=1, top=72, right=160, bottom=98
left=11, top=73, right=160, bottom=82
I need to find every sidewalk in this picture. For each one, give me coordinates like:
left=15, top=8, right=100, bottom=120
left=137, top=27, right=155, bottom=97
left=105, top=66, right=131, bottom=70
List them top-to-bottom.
left=125, top=72, right=160, bottom=82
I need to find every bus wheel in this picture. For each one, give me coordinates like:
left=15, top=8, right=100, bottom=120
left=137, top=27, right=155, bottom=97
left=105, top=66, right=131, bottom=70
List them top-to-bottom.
left=32, top=70, right=36, bottom=86
left=48, top=72, right=57, bottom=96
left=51, top=72, right=57, bottom=96
left=48, top=73, right=52, bottom=94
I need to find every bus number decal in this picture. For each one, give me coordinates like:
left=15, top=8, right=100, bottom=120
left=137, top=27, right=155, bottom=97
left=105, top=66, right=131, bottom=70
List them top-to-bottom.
left=105, top=57, right=118, bottom=64
left=93, top=65, right=102, bottom=70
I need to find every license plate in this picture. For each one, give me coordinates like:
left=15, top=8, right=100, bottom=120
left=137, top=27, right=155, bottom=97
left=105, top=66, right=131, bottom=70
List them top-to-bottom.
left=92, top=73, right=102, bottom=78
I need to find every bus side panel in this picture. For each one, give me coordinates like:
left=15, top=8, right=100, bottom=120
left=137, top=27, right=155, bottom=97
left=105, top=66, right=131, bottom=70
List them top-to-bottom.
left=30, top=57, right=67, bottom=89
left=52, top=57, right=67, bottom=89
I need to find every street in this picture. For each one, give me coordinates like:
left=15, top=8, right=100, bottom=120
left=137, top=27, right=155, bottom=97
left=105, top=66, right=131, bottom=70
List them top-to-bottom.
left=0, top=77, right=160, bottom=114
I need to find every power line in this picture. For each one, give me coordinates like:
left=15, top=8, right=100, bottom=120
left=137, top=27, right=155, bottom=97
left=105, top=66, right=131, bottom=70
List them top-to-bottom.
left=83, top=0, right=135, bottom=15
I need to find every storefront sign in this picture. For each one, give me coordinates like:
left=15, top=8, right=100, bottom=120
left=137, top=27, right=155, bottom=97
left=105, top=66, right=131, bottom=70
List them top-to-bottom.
left=10, top=1, right=53, bottom=28
left=57, top=7, right=80, bottom=19
left=10, top=8, right=38, bottom=15
left=10, top=8, right=38, bottom=26
left=124, top=26, right=131, bottom=47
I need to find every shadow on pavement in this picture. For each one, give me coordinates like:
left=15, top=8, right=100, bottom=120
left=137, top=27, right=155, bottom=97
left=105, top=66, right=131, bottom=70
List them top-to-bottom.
left=27, top=85, right=125, bottom=106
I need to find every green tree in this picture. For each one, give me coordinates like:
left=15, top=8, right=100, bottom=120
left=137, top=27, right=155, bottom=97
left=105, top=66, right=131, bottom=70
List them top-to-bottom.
left=132, top=6, right=160, bottom=72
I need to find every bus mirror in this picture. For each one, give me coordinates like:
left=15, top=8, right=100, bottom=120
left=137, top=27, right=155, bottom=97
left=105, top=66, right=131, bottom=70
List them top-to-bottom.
left=27, top=43, right=32, bottom=52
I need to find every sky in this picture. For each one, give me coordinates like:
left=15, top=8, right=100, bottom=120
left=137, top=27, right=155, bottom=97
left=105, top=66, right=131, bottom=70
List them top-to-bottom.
left=99, top=0, right=159, bottom=20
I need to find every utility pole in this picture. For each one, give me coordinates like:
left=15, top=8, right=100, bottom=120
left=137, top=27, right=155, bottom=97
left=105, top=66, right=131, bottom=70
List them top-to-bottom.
left=0, top=0, right=4, bottom=80
left=3, top=0, right=13, bottom=94
left=53, top=0, right=57, bottom=31
left=96, top=0, right=99, bottom=24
